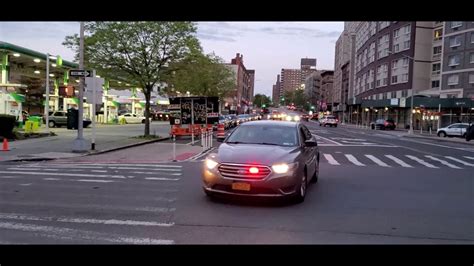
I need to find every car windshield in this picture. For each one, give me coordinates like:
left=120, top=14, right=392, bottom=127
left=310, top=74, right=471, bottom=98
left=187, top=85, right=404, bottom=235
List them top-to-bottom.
left=226, top=124, right=298, bottom=146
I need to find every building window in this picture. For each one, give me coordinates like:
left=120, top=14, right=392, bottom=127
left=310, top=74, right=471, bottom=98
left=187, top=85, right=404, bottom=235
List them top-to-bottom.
left=379, top=21, right=390, bottom=30
left=451, top=21, right=462, bottom=28
left=403, top=24, right=411, bottom=34
left=394, top=28, right=400, bottom=38
left=434, top=29, right=443, bottom=41
left=471, top=32, right=474, bottom=43
left=449, top=36, right=462, bottom=47
left=403, top=40, right=411, bottom=50
left=393, top=43, right=400, bottom=53
left=433, top=46, right=442, bottom=55
left=471, top=53, right=474, bottom=64
left=448, top=55, right=461, bottom=66
left=432, top=63, right=441, bottom=73
left=402, top=73, right=409, bottom=82
left=468, top=73, right=474, bottom=84
left=447, top=74, right=459, bottom=85
left=391, top=75, right=398, bottom=84
left=383, top=77, right=388, bottom=86
left=431, top=80, right=440, bottom=88
left=402, top=90, right=408, bottom=97
left=391, top=91, right=396, bottom=98
left=383, top=93, right=387, bottom=100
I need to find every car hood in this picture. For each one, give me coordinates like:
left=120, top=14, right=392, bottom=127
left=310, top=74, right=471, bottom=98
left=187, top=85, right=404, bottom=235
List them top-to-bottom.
left=216, top=143, right=300, bottom=166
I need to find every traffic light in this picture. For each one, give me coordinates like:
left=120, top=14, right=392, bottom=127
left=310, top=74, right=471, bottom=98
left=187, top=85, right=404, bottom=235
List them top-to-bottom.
left=262, top=104, right=266, bottom=108
left=310, top=106, right=315, bottom=110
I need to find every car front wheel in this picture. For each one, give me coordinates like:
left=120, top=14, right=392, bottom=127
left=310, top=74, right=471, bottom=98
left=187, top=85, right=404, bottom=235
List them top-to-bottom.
left=48, top=121, right=56, bottom=128
left=438, top=131, right=446, bottom=138
left=311, top=157, right=319, bottom=184
left=293, top=171, right=307, bottom=203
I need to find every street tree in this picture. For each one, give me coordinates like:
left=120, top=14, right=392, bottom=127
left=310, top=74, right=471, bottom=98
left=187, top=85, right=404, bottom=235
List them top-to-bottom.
left=63, top=21, right=200, bottom=136
left=163, top=51, right=235, bottom=101
left=253, top=94, right=271, bottom=108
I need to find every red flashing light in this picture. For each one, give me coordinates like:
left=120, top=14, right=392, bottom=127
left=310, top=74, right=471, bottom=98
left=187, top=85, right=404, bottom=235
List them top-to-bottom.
left=249, top=167, right=259, bottom=174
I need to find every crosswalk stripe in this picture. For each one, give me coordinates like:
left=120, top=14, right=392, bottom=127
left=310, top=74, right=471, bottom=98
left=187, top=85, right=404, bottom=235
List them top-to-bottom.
left=323, top=154, right=340, bottom=165
left=345, top=154, right=365, bottom=166
left=365, top=155, right=390, bottom=167
left=384, top=155, right=413, bottom=168
left=405, top=155, right=439, bottom=168
left=425, top=156, right=462, bottom=169
left=444, top=156, right=474, bottom=167
left=463, top=156, right=474, bottom=161
left=0, top=171, right=127, bottom=179
left=144, top=177, right=180, bottom=181
left=76, top=179, right=115, bottom=183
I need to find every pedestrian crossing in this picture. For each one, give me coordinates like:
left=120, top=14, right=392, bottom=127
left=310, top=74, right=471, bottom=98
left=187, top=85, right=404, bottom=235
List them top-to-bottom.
left=320, top=153, right=474, bottom=169
left=0, top=162, right=182, bottom=244
left=0, top=163, right=183, bottom=184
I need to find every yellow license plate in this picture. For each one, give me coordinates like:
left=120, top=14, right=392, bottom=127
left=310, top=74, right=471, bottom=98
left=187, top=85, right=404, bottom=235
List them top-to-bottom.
left=232, top=182, right=251, bottom=191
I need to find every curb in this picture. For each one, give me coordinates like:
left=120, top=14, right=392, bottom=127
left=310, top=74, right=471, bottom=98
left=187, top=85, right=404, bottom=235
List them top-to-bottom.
left=402, top=134, right=471, bottom=144
left=4, top=136, right=171, bottom=162
left=86, top=137, right=171, bottom=155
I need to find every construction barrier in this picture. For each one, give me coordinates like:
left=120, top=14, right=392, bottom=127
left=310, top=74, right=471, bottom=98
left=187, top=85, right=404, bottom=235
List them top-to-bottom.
left=24, top=121, right=40, bottom=134
left=217, top=123, right=225, bottom=139
left=2, top=138, right=10, bottom=151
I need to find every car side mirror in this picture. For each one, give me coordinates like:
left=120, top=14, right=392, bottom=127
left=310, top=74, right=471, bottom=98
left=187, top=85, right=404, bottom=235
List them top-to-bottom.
left=305, top=140, right=317, bottom=147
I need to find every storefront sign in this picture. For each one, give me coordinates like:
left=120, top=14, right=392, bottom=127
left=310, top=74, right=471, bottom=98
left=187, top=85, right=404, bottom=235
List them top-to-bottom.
left=390, top=98, right=399, bottom=106
left=400, top=98, right=406, bottom=108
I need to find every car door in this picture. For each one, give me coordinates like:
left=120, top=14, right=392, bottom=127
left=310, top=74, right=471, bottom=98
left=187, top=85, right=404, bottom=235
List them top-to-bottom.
left=447, top=124, right=460, bottom=136
left=459, top=124, right=468, bottom=136
left=299, top=125, right=316, bottom=178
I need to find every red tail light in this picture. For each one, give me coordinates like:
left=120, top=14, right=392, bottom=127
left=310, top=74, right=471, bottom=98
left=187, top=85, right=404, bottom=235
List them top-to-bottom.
left=384, top=122, right=388, bottom=126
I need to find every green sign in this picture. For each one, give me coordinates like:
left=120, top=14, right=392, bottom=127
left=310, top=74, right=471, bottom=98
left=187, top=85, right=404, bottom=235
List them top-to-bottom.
left=9, top=93, right=25, bottom=103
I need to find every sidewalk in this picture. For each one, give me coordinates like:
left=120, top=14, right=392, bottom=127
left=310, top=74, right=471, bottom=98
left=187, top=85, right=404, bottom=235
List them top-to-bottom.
left=0, top=123, right=171, bottom=162
left=338, top=123, right=472, bottom=145
left=54, top=141, right=208, bottom=164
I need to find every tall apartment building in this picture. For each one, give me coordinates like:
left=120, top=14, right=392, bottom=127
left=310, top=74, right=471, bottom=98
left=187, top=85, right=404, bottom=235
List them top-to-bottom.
left=340, top=21, right=474, bottom=129
left=440, top=21, right=474, bottom=99
left=334, top=30, right=351, bottom=117
left=223, top=53, right=255, bottom=114
left=280, top=58, right=317, bottom=95
left=304, top=71, right=321, bottom=107
left=272, top=74, right=281, bottom=103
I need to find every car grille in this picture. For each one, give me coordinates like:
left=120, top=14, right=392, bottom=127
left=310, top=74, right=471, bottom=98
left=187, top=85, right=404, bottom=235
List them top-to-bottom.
left=218, top=163, right=271, bottom=180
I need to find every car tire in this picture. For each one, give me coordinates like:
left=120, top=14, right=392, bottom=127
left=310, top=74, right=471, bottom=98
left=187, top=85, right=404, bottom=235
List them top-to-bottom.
left=48, top=121, right=56, bottom=128
left=334, top=124, right=337, bottom=128
left=371, top=124, right=375, bottom=130
left=438, top=131, right=446, bottom=138
left=462, top=133, right=466, bottom=138
left=311, top=156, right=319, bottom=184
left=293, top=170, right=307, bottom=204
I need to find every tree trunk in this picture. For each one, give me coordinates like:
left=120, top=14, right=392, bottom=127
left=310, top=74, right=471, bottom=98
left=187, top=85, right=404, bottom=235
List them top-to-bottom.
left=144, top=86, right=152, bottom=137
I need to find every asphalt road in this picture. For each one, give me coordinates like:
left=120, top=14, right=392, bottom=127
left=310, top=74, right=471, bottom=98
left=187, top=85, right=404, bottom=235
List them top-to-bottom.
left=0, top=120, right=472, bottom=244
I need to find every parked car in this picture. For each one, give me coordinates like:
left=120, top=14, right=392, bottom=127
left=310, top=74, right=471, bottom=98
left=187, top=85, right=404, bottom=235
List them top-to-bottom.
left=45, top=111, right=91, bottom=128
left=118, top=113, right=151, bottom=124
left=301, top=114, right=310, bottom=121
left=226, top=115, right=238, bottom=128
left=319, top=115, right=338, bottom=127
left=370, top=119, right=396, bottom=130
left=202, top=120, right=320, bottom=203
left=437, top=123, right=470, bottom=138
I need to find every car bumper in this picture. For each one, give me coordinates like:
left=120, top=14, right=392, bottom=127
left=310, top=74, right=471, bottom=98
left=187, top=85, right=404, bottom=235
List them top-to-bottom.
left=202, top=167, right=300, bottom=197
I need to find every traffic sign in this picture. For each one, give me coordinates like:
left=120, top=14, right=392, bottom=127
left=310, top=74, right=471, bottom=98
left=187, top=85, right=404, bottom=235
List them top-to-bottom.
left=69, top=69, right=93, bottom=77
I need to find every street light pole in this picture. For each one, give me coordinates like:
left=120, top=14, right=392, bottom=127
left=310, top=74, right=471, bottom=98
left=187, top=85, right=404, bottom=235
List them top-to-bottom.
left=73, top=22, right=88, bottom=152
left=45, top=54, right=50, bottom=133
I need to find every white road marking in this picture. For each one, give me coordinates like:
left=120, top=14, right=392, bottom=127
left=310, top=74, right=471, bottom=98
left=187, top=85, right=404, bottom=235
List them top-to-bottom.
left=311, top=134, right=343, bottom=145
left=323, top=154, right=340, bottom=165
left=345, top=154, right=366, bottom=166
left=365, top=155, right=390, bottom=167
left=384, top=155, right=413, bottom=168
left=405, top=155, right=439, bottom=168
left=425, top=156, right=462, bottom=169
left=444, top=156, right=474, bottom=167
left=464, top=156, right=474, bottom=160
left=59, top=163, right=182, bottom=168
left=107, top=167, right=181, bottom=172
left=90, top=170, right=108, bottom=173
left=0, top=171, right=127, bottom=179
left=130, top=171, right=182, bottom=176
left=0, top=176, right=19, bottom=179
left=144, top=177, right=180, bottom=181
left=44, top=178, right=61, bottom=181
left=76, top=179, right=115, bottom=183
left=19, top=183, right=32, bottom=186
left=0, top=213, right=174, bottom=227
left=0, top=222, right=174, bottom=244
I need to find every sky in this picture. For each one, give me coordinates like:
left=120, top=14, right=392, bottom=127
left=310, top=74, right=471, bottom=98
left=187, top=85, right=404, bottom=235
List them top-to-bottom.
left=0, top=22, right=344, bottom=98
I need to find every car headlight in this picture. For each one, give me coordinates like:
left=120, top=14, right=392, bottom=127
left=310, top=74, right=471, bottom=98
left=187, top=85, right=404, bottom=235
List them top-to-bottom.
left=285, top=116, right=292, bottom=121
left=294, top=116, right=300, bottom=121
left=205, top=158, right=218, bottom=170
left=272, top=163, right=292, bottom=174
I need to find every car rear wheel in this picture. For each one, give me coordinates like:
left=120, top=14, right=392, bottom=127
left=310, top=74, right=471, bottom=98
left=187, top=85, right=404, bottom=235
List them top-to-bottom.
left=48, top=121, right=56, bottom=128
left=438, top=131, right=446, bottom=138
left=293, top=171, right=307, bottom=203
